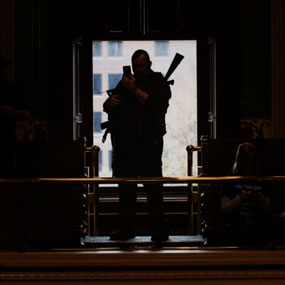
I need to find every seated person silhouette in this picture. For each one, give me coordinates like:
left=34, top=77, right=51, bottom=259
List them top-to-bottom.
left=220, top=143, right=270, bottom=246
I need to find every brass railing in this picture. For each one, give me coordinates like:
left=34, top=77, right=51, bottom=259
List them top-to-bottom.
left=0, top=176, right=284, bottom=248
left=1, top=176, right=285, bottom=184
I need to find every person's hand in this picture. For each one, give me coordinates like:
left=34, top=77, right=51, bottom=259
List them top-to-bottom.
left=121, top=74, right=136, bottom=93
left=103, top=94, right=121, bottom=112
left=0, top=105, right=31, bottom=119
left=18, top=110, right=31, bottom=119
left=239, top=191, right=264, bottom=203
left=238, top=192, right=251, bottom=203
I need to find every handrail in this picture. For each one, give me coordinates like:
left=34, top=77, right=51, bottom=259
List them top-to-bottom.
left=85, top=145, right=100, bottom=153
left=85, top=145, right=100, bottom=178
left=186, top=145, right=202, bottom=152
left=186, top=145, right=202, bottom=176
left=0, top=176, right=285, bottom=184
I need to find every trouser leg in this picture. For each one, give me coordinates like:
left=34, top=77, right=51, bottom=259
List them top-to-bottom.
left=118, top=183, right=137, bottom=231
left=145, top=184, right=165, bottom=229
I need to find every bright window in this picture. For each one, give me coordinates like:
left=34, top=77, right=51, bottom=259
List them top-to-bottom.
left=93, top=40, right=197, bottom=177
left=155, top=40, right=169, bottom=57
left=93, top=41, right=102, bottom=57
left=108, top=41, right=123, bottom=57
left=93, top=74, right=102, bottom=95
left=108, top=74, right=122, bottom=89
left=93, top=112, right=102, bottom=133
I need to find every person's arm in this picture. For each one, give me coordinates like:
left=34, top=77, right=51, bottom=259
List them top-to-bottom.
left=121, top=73, right=171, bottom=107
left=143, top=74, right=171, bottom=111
left=120, top=75, right=149, bottom=104
left=132, top=86, right=148, bottom=104
left=103, top=94, right=121, bottom=113
left=0, top=105, right=30, bottom=119
left=221, top=182, right=246, bottom=214
left=222, top=191, right=256, bottom=214
left=251, top=191, right=270, bottom=213
left=221, top=195, right=241, bottom=214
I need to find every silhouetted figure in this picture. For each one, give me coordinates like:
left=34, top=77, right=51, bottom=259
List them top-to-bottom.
left=103, top=49, right=171, bottom=242
left=0, top=56, right=30, bottom=177
left=220, top=143, right=270, bottom=246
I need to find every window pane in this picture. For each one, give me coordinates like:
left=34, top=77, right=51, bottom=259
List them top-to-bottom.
left=93, top=40, right=197, bottom=177
left=155, top=40, right=169, bottom=56
left=93, top=41, right=102, bottom=57
left=108, top=41, right=122, bottom=57
left=93, top=74, right=102, bottom=95
left=108, top=74, right=122, bottom=90
left=93, top=112, right=102, bottom=133
left=108, top=150, right=112, bottom=170
left=99, top=151, right=103, bottom=171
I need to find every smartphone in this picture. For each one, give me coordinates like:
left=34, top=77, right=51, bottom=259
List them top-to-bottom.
left=123, top=65, right=132, bottom=80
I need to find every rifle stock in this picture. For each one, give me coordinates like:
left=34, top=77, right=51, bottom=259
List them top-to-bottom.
left=164, top=53, right=184, bottom=82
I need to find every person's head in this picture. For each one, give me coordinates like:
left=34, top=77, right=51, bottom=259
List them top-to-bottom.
left=131, top=49, right=152, bottom=82
left=232, top=142, right=259, bottom=176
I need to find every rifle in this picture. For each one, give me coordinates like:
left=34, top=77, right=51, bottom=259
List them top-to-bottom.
left=101, top=52, right=184, bottom=142
left=164, top=52, right=184, bottom=85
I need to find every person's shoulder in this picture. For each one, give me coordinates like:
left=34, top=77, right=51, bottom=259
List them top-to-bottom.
left=149, top=71, right=169, bottom=87
left=151, top=71, right=165, bottom=80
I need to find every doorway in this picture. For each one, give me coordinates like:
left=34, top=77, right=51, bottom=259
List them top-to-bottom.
left=92, top=40, right=197, bottom=177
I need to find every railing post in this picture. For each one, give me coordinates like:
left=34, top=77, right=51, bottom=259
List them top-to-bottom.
left=85, top=145, right=100, bottom=236
left=186, top=145, right=202, bottom=235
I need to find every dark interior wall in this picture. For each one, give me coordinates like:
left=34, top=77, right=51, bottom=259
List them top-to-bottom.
left=12, top=0, right=271, bottom=174
left=12, top=0, right=39, bottom=129
left=13, top=0, right=84, bottom=177
left=14, top=0, right=77, bottom=141
left=38, top=0, right=75, bottom=141
left=203, top=0, right=270, bottom=137
left=215, top=0, right=242, bottom=138
left=239, top=0, right=270, bottom=120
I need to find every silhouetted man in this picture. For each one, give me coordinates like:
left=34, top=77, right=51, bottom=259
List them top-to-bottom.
left=103, top=49, right=171, bottom=242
